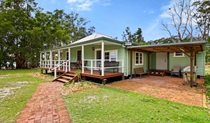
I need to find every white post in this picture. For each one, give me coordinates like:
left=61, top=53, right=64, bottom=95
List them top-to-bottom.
left=101, top=41, right=105, bottom=76
left=82, top=45, right=84, bottom=73
left=68, top=48, right=71, bottom=71
left=50, top=50, right=52, bottom=69
left=58, top=50, right=60, bottom=70
left=40, top=52, right=42, bottom=68
left=44, top=52, right=47, bottom=68
left=122, top=59, right=124, bottom=73
left=91, top=60, right=93, bottom=74
left=65, top=62, right=67, bottom=72
left=54, top=68, right=57, bottom=79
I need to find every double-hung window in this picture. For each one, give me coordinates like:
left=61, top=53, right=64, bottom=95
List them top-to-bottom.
left=105, top=50, right=117, bottom=61
left=135, top=52, right=143, bottom=65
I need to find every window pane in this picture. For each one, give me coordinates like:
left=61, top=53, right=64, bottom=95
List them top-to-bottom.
left=77, top=50, right=81, bottom=60
left=96, top=50, right=101, bottom=59
left=110, top=51, right=117, bottom=61
left=66, top=52, right=69, bottom=60
left=105, top=52, right=109, bottom=61
left=175, top=52, right=183, bottom=56
left=136, top=53, right=139, bottom=64
left=140, top=53, right=142, bottom=64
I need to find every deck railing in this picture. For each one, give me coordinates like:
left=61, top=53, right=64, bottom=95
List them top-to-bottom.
left=40, top=59, right=124, bottom=76
left=84, top=59, right=124, bottom=75
left=50, top=60, right=69, bottom=78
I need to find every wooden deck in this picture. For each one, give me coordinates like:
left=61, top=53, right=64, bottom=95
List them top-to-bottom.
left=40, top=68, right=124, bottom=80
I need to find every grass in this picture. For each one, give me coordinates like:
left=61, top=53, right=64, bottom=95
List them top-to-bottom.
left=0, top=69, right=52, bottom=123
left=63, top=86, right=210, bottom=123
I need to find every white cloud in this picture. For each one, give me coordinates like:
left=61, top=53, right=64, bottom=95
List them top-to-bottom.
left=66, top=0, right=99, bottom=11
left=66, top=0, right=111, bottom=11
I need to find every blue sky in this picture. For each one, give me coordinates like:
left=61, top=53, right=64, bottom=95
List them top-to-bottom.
left=36, top=0, right=174, bottom=41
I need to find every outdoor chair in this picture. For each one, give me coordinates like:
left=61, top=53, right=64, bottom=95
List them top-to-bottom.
left=76, top=60, right=87, bottom=69
left=171, top=65, right=181, bottom=77
left=134, top=68, right=149, bottom=78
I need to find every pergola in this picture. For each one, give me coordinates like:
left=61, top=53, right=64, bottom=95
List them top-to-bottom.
left=127, top=41, right=206, bottom=87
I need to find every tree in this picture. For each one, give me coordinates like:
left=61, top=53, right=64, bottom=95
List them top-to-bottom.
left=0, top=0, right=95, bottom=69
left=162, top=0, right=196, bottom=42
left=193, top=0, right=210, bottom=40
left=122, top=27, right=145, bottom=44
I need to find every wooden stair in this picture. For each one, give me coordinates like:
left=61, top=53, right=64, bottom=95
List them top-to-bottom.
left=52, top=72, right=79, bottom=83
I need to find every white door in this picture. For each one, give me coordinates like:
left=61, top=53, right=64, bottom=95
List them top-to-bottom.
left=156, top=52, right=167, bottom=70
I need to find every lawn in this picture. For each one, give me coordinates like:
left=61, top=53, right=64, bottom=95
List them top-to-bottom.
left=0, top=69, right=52, bottom=123
left=63, top=86, right=210, bottom=123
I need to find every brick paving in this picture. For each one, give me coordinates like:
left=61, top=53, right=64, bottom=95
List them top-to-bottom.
left=108, top=76, right=204, bottom=107
left=16, top=82, right=71, bottom=123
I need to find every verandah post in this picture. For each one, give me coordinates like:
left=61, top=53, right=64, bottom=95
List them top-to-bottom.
left=101, top=41, right=105, bottom=76
left=82, top=45, right=84, bottom=73
left=68, top=48, right=71, bottom=71
left=50, top=50, right=52, bottom=69
left=58, top=50, right=60, bottom=70
left=91, top=60, right=93, bottom=74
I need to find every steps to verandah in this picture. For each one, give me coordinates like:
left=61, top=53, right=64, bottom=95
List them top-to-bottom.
left=52, top=72, right=79, bottom=83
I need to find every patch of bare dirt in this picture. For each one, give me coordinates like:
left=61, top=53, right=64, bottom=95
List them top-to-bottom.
left=29, top=72, right=52, bottom=81
left=108, top=76, right=204, bottom=107
left=61, top=82, right=98, bottom=95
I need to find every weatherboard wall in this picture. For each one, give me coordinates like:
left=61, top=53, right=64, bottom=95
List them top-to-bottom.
left=196, top=52, right=205, bottom=76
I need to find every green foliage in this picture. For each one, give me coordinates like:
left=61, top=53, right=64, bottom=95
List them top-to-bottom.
left=0, top=0, right=95, bottom=69
left=193, top=0, right=210, bottom=40
left=122, top=27, right=145, bottom=44
left=204, top=74, right=210, bottom=97
left=63, top=87, right=210, bottom=123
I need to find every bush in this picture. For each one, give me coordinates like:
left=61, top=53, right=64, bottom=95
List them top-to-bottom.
left=204, top=74, right=210, bottom=97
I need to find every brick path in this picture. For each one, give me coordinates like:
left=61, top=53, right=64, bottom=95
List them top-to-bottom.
left=16, top=82, right=71, bottom=123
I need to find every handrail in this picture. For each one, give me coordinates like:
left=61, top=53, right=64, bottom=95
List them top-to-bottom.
left=51, top=60, right=69, bottom=79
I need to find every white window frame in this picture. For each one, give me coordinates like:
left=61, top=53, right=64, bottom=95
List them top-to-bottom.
left=95, top=49, right=118, bottom=62
left=105, top=50, right=118, bottom=61
left=135, top=52, right=144, bottom=65
left=174, top=52, right=185, bottom=57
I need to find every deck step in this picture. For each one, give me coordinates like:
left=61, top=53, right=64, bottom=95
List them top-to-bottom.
left=61, top=76, right=73, bottom=80
left=57, top=79, right=69, bottom=83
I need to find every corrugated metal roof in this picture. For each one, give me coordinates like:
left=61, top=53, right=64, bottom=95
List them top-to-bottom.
left=72, top=33, right=113, bottom=44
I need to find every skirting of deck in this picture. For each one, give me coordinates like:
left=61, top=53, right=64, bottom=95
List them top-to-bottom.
left=40, top=68, right=124, bottom=80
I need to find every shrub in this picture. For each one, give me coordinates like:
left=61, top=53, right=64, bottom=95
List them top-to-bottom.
left=204, top=74, right=210, bottom=97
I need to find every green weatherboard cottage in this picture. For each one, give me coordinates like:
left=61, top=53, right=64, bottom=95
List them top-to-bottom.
left=40, top=33, right=206, bottom=84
